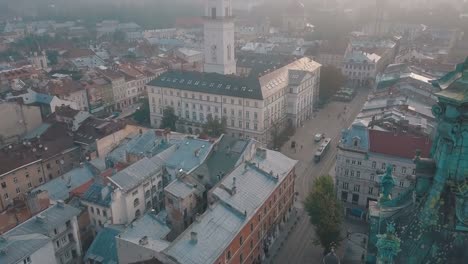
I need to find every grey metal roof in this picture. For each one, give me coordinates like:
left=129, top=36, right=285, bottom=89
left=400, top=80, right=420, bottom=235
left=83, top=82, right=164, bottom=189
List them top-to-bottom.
left=162, top=138, right=213, bottom=173
left=165, top=148, right=297, bottom=264
left=213, top=149, right=297, bottom=217
left=110, top=157, right=164, bottom=193
left=31, top=165, right=96, bottom=201
left=165, top=180, right=196, bottom=198
left=5, top=203, right=81, bottom=237
left=164, top=203, right=245, bottom=264
left=119, top=211, right=171, bottom=252
left=0, top=233, right=51, bottom=264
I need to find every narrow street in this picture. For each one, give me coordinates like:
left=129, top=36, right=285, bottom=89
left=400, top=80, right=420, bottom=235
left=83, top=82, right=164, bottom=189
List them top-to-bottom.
left=272, top=89, right=370, bottom=264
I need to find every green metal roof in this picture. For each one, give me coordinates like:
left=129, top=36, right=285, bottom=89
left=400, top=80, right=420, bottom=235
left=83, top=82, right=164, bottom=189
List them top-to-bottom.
left=432, top=57, right=468, bottom=104
left=148, top=71, right=263, bottom=100
left=85, top=226, right=123, bottom=264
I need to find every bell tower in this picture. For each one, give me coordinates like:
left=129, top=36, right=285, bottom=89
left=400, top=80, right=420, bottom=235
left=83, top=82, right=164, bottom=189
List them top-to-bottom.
left=203, top=0, right=236, bottom=75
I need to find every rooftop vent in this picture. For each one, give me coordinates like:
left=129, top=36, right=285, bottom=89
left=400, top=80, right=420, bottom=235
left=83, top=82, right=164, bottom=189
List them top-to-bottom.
left=190, top=232, right=198, bottom=243
left=139, top=236, right=148, bottom=245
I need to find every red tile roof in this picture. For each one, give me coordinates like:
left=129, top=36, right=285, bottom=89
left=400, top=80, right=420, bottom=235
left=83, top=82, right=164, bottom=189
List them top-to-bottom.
left=368, top=130, right=432, bottom=159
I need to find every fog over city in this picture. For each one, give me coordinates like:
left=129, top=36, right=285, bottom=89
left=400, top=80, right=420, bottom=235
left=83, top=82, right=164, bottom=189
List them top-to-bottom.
left=0, top=1, right=467, bottom=264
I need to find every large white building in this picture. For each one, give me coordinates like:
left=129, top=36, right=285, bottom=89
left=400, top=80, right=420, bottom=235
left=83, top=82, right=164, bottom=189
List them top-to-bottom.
left=148, top=0, right=321, bottom=145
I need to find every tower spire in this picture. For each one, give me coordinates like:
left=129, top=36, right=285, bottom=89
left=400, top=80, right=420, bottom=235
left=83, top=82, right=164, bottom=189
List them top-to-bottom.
left=203, top=0, right=236, bottom=75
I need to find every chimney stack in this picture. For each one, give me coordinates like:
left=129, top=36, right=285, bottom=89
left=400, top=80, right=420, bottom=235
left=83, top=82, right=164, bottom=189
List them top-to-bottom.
left=190, top=232, right=198, bottom=243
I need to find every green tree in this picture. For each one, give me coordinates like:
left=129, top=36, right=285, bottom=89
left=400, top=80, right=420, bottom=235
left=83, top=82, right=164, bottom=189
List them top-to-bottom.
left=112, top=30, right=127, bottom=42
left=46, top=50, right=59, bottom=65
left=319, top=66, right=345, bottom=102
left=133, top=100, right=150, bottom=125
left=160, top=106, right=178, bottom=131
left=202, top=116, right=227, bottom=137
left=304, top=175, right=343, bottom=254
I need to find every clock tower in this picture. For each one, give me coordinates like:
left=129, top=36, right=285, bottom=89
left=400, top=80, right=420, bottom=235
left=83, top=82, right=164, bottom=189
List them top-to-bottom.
left=203, top=0, right=236, bottom=75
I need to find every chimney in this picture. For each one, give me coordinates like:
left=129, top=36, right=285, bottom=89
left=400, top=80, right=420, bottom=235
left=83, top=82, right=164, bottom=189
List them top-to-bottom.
left=232, top=177, right=237, bottom=195
left=57, top=200, right=65, bottom=208
left=36, top=214, right=46, bottom=223
left=190, top=232, right=198, bottom=243
left=139, top=236, right=148, bottom=245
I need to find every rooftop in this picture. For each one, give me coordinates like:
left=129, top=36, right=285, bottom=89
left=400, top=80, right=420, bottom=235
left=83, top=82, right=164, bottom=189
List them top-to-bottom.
left=149, top=57, right=320, bottom=101
left=148, top=71, right=264, bottom=100
left=0, top=123, right=78, bottom=176
left=368, top=129, right=431, bottom=159
left=190, top=136, right=249, bottom=187
left=161, top=138, right=213, bottom=173
left=165, top=148, right=297, bottom=264
left=109, top=157, right=164, bottom=193
left=31, top=165, right=96, bottom=201
left=165, top=180, right=196, bottom=199
left=82, top=182, right=113, bottom=207
left=4, top=203, right=81, bottom=237
left=164, top=203, right=245, bottom=264
left=119, top=211, right=171, bottom=252
left=85, top=226, right=124, bottom=264
left=0, top=233, right=51, bottom=264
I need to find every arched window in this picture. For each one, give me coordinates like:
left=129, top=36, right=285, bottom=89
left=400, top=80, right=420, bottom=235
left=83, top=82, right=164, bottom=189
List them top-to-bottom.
left=227, top=44, right=232, bottom=61
left=145, top=190, right=150, bottom=199
left=134, top=198, right=140, bottom=208
left=146, top=201, right=152, bottom=210
left=135, top=209, right=141, bottom=219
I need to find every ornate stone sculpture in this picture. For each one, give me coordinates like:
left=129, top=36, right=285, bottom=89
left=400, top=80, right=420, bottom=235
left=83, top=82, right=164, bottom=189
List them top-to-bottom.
left=379, top=165, right=395, bottom=203
left=376, top=222, right=401, bottom=264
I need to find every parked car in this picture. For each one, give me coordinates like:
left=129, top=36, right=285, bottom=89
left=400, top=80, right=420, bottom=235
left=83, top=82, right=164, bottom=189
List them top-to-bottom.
left=314, top=133, right=322, bottom=142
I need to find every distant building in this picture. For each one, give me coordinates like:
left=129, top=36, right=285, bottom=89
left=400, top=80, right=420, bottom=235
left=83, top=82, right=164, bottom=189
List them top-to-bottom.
left=282, top=1, right=307, bottom=33
left=342, top=50, right=382, bottom=88
left=0, top=101, right=43, bottom=144
left=336, top=120, right=432, bottom=219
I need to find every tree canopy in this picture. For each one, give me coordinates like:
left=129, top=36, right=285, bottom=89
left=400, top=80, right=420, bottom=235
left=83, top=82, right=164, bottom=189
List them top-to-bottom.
left=319, top=66, right=345, bottom=102
left=133, top=100, right=150, bottom=126
left=160, top=106, right=178, bottom=131
left=202, top=115, right=227, bottom=138
left=304, top=175, right=343, bottom=254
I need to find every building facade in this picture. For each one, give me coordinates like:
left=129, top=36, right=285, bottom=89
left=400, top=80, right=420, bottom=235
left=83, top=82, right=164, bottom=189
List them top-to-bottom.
left=148, top=57, right=320, bottom=145
left=335, top=121, right=432, bottom=219
left=0, top=124, right=81, bottom=212
left=0, top=202, right=82, bottom=264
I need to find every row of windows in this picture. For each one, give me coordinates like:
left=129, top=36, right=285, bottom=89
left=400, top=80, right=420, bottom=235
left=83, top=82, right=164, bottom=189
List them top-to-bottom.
left=344, top=64, right=374, bottom=70
left=153, top=89, right=261, bottom=108
left=343, top=158, right=415, bottom=175
left=224, top=173, right=295, bottom=263
left=89, top=206, right=108, bottom=217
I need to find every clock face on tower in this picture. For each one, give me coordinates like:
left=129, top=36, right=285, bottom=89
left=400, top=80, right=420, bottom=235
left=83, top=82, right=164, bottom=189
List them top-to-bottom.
left=211, top=45, right=217, bottom=62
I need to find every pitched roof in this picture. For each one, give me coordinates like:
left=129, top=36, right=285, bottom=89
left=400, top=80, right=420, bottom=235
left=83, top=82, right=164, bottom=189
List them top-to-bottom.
left=148, top=71, right=263, bottom=100
left=368, top=130, right=431, bottom=159
left=165, top=148, right=297, bottom=264
left=109, top=157, right=164, bottom=193
left=31, top=165, right=96, bottom=201
left=82, top=183, right=113, bottom=207
left=5, top=203, right=81, bottom=237
left=118, top=211, right=170, bottom=252
left=85, top=226, right=123, bottom=264
left=0, top=233, right=51, bottom=264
